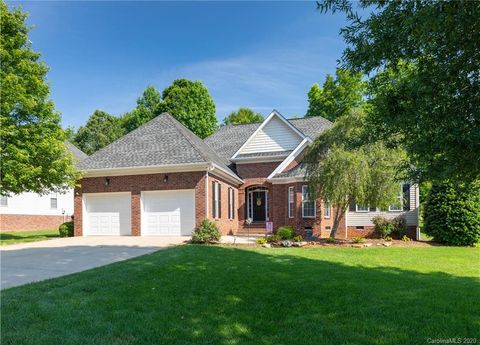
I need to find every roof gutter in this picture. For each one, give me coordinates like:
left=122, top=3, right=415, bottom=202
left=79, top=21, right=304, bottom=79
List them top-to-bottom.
left=81, top=162, right=211, bottom=178
left=210, top=163, right=244, bottom=185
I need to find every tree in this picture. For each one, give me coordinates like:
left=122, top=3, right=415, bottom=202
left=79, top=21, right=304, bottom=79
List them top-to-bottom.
left=317, top=0, right=480, bottom=182
left=0, top=2, right=78, bottom=195
left=306, top=68, right=364, bottom=121
left=158, top=79, right=217, bottom=138
left=121, top=86, right=161, bottom=133
left=223, top=108, right=263, bottom=125
left=304, top=109, right=406, bottom=238
left=74, top=110, right=124, bottom=155
left=423, top=181, right=480, bottom=246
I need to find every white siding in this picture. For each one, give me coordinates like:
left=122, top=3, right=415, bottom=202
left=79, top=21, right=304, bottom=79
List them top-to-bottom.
left=240, top=116, right=302, bottom=154
left=347, top=184, right=419, bottom=226
left=0, top=190, right=74, bottom=217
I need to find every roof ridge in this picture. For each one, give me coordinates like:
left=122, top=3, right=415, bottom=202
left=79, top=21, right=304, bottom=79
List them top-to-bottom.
left=163, top=114, right=212, bottom=163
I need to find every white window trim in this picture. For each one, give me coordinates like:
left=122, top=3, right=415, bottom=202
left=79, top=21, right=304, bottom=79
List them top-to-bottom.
left=213, top=182, right=220, bottom=219
left=389, top=183, right=403, bottom=212
left=301, top=185, right=316, bottom=219
left=288, top=186, right=294, bottom=218
left=228, top=188, right=234, bottom=220
left=324, top=201, right=331, bottom=218
left=355, top=204, right=369, bottom=212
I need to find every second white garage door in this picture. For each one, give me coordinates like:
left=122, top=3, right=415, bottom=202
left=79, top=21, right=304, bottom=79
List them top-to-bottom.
left=141, top=190, right=195, bottom=236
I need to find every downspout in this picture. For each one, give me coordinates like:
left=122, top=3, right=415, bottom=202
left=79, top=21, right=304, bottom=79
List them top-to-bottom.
left=205, top=165, right=214, bottom=219
left=205, top=170, right=209, bottom=219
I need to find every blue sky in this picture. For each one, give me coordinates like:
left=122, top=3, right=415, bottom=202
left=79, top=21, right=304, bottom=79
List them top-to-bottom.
left=10, top=1, right=348, bottom=128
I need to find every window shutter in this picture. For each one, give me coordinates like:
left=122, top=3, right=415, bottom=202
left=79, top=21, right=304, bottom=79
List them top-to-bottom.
left=212, top=181, right=216, bottom=218
left=218, top=183, right=222, bottom=218
left=403, top=183, right=411, bottom=211
left=232, top=189, right=235, bottom=219
left=349, top=203, right=356, bottom=211
left=370, top=206, right=376, bottom=212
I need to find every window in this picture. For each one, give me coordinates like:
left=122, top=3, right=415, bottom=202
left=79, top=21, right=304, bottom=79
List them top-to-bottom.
left=212, top=181, right=221, bottom=218
left=389, top=183, right=403, bottom=211
left=302, top=185, right=316, bottom=218
left=288, top=186, right=294, bottom=218
left=228, top=188, right=235, bottom=220
left=50, top=194, right=58, bottom=209
left=0, top=196, right=7, bottom=207
left=324, top=201, right=331, bottom=218
left=356, top=204, right=369, bottom=212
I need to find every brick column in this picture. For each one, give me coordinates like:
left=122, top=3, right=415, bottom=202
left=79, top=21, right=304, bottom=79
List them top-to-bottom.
left=73, top=187, right=83, bottom=236
left=131, top=191, right=141, bottom=236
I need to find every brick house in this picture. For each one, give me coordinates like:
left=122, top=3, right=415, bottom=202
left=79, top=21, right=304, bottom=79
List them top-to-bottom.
left=74, top=110, right=419, bottom=238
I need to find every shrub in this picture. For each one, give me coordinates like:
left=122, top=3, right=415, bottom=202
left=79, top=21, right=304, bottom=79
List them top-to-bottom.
left=423, top=181, right=480, bottom=246
left=372, top=216, right=394, bottom=238
left=392, top=216, right=407, bottom=237
left=192, top=219, right=221, bottom=243
left=58, top=221, right=74, bottom=237
left=276, top=226, right=295, bottom=240
left=266, top=235, right=280, bottom=243
left=293, top=235, right=303, bottom=242
left=402, top=235, right=411, bottom=242
left=384, top=236, right=393, bottom=241
left=256, top=237, right=267, bottom=245
left=326, top=237, right=336, bottom=243
left=352, top=237, right=365, bottom=243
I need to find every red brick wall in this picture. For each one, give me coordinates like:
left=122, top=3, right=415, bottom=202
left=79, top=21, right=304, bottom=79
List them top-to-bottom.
left=236, top=162, right=279, bottom=179
left=74, top=171, right=207, bottom=236
left=207, top=173, right=239, bottom=235
left=269, top=182, right=344, bottom=238
left=0, top=214, right=66, bottom=232
left=345, top=225, right=417, bottom=239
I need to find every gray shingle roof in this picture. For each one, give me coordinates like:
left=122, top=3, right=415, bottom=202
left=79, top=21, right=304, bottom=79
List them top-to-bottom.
left=78, top=113, right=237, bottom=178
left=204, top=116, right=332, bottom=161
left=65, top=141, right=87, bottom=163
left=235, top=150, right=293, bottom=160
left=272, top=163, right=307, bottom=179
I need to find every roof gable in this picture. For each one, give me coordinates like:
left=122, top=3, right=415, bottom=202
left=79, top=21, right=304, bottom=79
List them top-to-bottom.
left=231, top=110, right=306, bottom=159
left=204, top=112, right=332, bottom=161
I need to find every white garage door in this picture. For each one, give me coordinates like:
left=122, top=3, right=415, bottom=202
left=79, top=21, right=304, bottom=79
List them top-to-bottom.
left=142, top=190, right=195, bottom=236
left=84, top=193, right=131, bottom=236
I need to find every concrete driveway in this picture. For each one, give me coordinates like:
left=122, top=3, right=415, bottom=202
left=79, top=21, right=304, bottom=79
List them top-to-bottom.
left=1, top=236, right=189, bottom=290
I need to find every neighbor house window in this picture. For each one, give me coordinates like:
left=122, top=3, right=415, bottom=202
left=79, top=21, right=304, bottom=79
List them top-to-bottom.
left=212, top=181, right=221, bottom=218
left=389, top=183, right=403, bottom=211
left=302, top=185, right=316, bottom=218
left=288, top=186, right=294, bottom=218
left=228, top=187, right=235, bottom=220
left=50, top=194, right=58, bottom=209
left=0, top=196, right=7, bottom=207
left=324, top=201, right=331, bottom=218
left=356, top=205, right=369, bottom=212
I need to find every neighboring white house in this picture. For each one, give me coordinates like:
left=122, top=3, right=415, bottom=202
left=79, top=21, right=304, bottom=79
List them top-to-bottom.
left=0, top=143, right=87, bottom=232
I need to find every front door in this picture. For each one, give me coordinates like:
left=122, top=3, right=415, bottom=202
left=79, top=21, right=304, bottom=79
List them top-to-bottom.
left=252, top=191, right=266, bottom=221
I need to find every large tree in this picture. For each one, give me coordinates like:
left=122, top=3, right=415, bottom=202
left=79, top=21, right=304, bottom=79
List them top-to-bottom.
left=317, top=0, right=480, bottom=182
left=0, top=2, right=78, bottom=195
left=306, top=68, right=364, bottom=121
left=158, top=79, right=217, bottom=138
left=121, top=86, right=161, bottom=133
left=223, top=108, right=263, bottom=125
left=304, top=109, right=406, bottom=238
left=74, top=110, right=124, bottom=155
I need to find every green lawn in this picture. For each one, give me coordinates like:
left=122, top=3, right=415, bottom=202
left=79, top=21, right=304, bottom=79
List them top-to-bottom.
left=0, top=229, right=59, bottom=245
left=1, top=246, right=479, bottom=345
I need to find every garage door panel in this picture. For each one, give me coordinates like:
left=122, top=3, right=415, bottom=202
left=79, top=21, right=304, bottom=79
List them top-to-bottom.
left=142, top=190, right=195, bottom=236
left=84, top=194, right=131, bottom=236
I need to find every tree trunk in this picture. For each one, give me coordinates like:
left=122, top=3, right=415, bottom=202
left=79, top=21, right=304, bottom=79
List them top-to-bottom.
left=330, top=206, right=347, bottom=239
